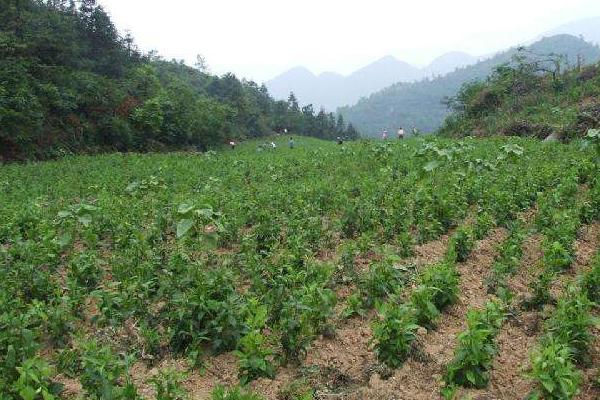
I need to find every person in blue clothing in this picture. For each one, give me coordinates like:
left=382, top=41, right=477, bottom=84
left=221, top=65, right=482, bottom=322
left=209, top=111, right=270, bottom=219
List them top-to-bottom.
left=289, top=137, right=295, bottom=149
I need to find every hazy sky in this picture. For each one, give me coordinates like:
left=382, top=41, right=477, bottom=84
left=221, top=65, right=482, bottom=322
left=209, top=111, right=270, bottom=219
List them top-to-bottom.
left=98, top=0, right=600, bottom=82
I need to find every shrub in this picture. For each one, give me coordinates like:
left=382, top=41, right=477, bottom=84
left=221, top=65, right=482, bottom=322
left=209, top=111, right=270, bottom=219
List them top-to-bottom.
left=473, top=211, right=495, bottom=240
left=447, top=226, right=475, bottom=263
left=542, top=241, right=574, bottom=272
left=581, top=255, right=600, bottom=303
left=359, top=259, right=406, bottom=309
left=419, top=262, right=460, bottom=310
left=524, top=272, right=554, bottom=310
left=409, top=285, right=441, bottom=328
left=544, top=288, right=595, bottom=363
left=235, top=301, right=275, bottom=384
left=445, top=301, right=506, bottom=388
left=371, top=303, right=418, bottom=368
left=527, top=339, right=581, bottom=400
left=78, top=340, right=126, bottom=399
left=10, top=357, right=59, bottom=400
left=150, top=368, right=188, bottom=400
left=211, top=385, right=265, bottom=400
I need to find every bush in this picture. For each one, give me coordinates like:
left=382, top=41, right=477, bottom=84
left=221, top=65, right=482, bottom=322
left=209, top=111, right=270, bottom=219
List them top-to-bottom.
left=473, top=211, right=495, bottom=240
left=447, top=226, right=475, bottom=263
left=543, top=241, right=574, bottom=272
left=581, top=255, right=600, bottom=303
left=359, top=258, right=406, bottom=309
left=419, top=262, right=460, bottom=310
left=524, top=272, right=554, bottom=310
left=409, top=285, right=441, bottom=329
left=544, top=288, right=595, bottom=363
left=235, top=301, right=275, bottom=384
left=445, top=301, right=506, bottom=388
left=371, top=303, right=418, bottom=368
left=527, top=339, right=581, bottom=400
left=150, top=368, right=188, bottom=400
left=211, top=385, right=264, bottom=400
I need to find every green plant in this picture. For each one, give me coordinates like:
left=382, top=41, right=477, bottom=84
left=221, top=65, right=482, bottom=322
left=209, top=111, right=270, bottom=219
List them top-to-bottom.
left=473, top=211, right=495, bottom=240
left=447, top=226, right=475, bottom=263
left=543, top=241, right=574, bottom=272
left=581, top=255, right=600, bottom=303
left=359, top=258, right=406, bottom=308
left=419, top=261, right=460, bottom=310
left=524, top=272, right=554, bottom=310
left=409, top=285, right=441, bottom=329
left=544, top=288, right=595, bottom=363
left=341, top=292, right=367, bottom=319
left=235, top=301, right=275, bottom=384
left=445, top=301, right=506, bottom=388
left=371, top=303, right=418, bottom=368
left=527, top=339, right=581, bottom=400
left=78, top=340, right=126, bottom=399
left=11, top=357, right=58, bottom=400
left=149, top=368, right=188, bottom=400
left=211, top=385, right=265, bottom=400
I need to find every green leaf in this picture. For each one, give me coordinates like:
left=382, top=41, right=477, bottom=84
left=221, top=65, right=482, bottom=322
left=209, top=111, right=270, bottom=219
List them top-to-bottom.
left=423, top=160, right=441, bottom=172
left=177, top=203, right=195, bottom=215
left=57, top=211, right=71, bottom=218
left=78, top=214, right=92, bottom=227
left=177, top=219, right=194, bottom=238
left=19, top=386, right=37, bottom=400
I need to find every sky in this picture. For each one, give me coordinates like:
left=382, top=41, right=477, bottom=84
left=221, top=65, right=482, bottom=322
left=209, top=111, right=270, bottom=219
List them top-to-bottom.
left=98, top=0, right=600, bottom=83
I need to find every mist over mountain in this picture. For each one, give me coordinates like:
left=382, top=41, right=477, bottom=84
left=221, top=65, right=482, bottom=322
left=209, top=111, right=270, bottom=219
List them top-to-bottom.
left=542, top=16, right=600, bottom=46
left=339, top=34, right=600, bottom=137
left=423, top=52, right=478, bottom=76
left=266, top=53, right=474, bottom=111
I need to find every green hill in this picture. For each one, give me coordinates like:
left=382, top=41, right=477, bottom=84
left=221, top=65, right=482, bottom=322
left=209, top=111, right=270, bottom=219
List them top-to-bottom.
left=0, top=1, right=356, bottom=161
left=339, top=35, right=600, bottom=136
left=439, top=53, right=600, bottom=140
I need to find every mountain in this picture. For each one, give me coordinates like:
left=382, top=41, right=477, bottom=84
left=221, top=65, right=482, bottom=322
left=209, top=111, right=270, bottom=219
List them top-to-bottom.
left=542, top=16, right=600, bottom=46
left=339, top=35, right=600, bottom=137
left=439, top=50, right=600, bottom=140
left=423, top=52, right=478, bottom=77
left=266, top=56, right=423, bottom=111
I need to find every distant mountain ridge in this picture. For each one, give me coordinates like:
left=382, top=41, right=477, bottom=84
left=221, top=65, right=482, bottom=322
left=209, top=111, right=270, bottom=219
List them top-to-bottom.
left=266, top=16, right=600, bottom=113
left=542, top=16, right=600, bottom=46
left=338, top=34, right=600, bottom=137
left=266, top=52, right=475, bottom=111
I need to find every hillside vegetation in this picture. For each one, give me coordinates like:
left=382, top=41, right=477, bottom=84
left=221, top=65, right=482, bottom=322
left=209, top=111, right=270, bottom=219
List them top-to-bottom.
left=0, top=1, right=357, bottom=161
left=339, top=35, right=600, bottom=136
left=439, top=55, right=600, bottom=140
left=1, top=136, right=599, bottom=399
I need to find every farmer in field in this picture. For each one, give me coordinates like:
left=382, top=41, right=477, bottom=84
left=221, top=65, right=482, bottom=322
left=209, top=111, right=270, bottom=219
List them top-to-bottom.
left=397, top=127, right=405, bottom=139
left=382, top=130, right=388, bottom=140
left=337, top=136, right=343, bottom=145
left=289, top=137, right=295, bottom=149
left=229, top=140, right=236, bottom=150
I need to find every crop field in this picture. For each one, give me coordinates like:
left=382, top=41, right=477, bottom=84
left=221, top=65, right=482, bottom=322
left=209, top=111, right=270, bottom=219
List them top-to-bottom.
left=1, top=136, right=600, bottom=400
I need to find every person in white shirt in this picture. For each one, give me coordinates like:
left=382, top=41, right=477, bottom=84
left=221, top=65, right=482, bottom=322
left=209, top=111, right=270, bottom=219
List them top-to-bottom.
left=397, top=127, right=405, bottom=140
left=382, top=130, right=388, bottom=140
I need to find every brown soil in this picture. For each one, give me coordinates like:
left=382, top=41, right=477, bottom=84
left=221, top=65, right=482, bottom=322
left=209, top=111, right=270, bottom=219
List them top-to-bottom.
left=553, top=222, right=600, bottom=296
left=340, top=228, right=507, bottom=399
left=410, top=232, right=453, bottom=267
left=462, top=233, right=545, bottom=399
left=576, top=323, right=600, bottom=400
left=53, top=374, right=83, bottom=399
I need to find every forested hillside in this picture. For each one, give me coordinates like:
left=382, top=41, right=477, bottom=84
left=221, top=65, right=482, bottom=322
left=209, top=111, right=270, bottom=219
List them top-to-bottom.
left=0, top=0, right=357, bottom=161
left=339, top=35, right=600, bottom=136
left=439, top=55, right=600, bottom=139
